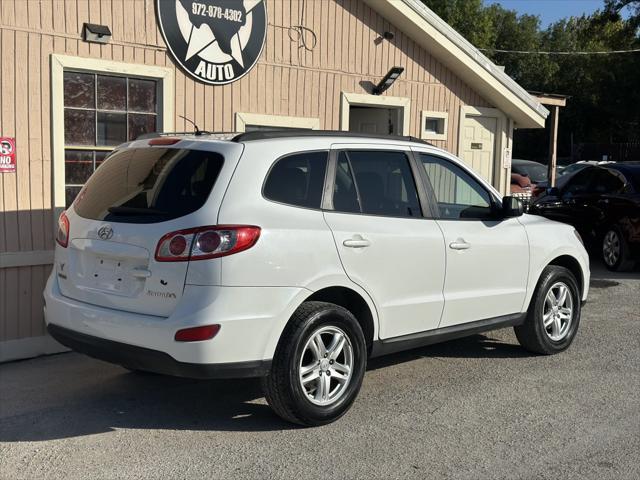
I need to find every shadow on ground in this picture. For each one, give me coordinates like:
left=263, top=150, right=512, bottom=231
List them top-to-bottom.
left=0, top=333, right=525, bottom=443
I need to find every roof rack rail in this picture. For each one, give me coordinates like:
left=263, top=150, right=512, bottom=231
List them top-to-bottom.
left=231, top=129, right=433, bottom=145
left=136, top=131, right=239, bottom=140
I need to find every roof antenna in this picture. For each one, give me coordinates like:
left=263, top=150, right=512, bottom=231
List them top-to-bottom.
left=179, top=115, right=204, bottom=135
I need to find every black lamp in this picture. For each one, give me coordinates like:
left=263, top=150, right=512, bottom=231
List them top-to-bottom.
left=83, top=23, right=112, bottom=44
left=372, top=67, right=404, bottom=95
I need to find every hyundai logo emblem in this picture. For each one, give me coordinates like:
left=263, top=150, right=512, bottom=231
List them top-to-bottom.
left=97, top=225, right=114, bottom=240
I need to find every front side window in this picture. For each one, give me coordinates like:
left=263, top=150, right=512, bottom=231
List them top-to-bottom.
left=63, top=71, right=158, bottom=206
left=333, top=150, right=422, bottom=218
left=263, top=151, right=328, bottom=209
left=420, top=154, right=493, bottom=220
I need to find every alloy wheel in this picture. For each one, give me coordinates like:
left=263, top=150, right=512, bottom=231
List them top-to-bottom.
left=603, top=230, right=621, bottom=267
left=542, top=281, right=574, bottom=342
left=298, top=326, right=354, bottom=406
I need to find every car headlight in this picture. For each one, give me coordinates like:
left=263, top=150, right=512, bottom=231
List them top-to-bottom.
left=573, top=229, right=584, bottom=245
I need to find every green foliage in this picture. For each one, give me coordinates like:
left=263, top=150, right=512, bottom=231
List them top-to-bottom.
left=420, top=0, right=640, bottom=158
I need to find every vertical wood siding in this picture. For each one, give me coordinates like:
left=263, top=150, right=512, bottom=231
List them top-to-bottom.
left=0, top=0, right=491, bottom=343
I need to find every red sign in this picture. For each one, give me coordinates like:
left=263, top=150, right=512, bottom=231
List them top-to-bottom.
left=0, top=137, right=16, bottom=173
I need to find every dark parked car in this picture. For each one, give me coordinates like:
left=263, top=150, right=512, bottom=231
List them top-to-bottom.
left=511, top=159, right=548, bottom=184
left=530, top=163, right=640, bottom=271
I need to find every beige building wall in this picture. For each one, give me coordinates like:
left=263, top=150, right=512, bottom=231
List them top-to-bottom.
left=0, top=0, right=497, bottom=358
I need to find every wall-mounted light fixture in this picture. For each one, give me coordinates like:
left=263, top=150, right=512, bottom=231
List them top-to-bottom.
left=82, top=23, right=112, bottom=44
left=373, top=67, right=404, bottom=95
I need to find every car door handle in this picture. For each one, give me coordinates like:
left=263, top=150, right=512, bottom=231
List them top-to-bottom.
left=343, top=236, right=371, bottom=248
left=449, top=239, right=471, bottom=250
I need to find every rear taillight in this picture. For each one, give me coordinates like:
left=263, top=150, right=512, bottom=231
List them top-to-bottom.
left=56, top=211, right=70, bottom=248
left=155, top=225, right=260, bottom=262
left=175, top=324, right=221, bottom=342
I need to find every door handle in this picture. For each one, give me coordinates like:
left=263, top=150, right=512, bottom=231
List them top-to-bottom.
left=343, top=235, right=371, bottom=248
left=449, top=238, right=471, bottom=250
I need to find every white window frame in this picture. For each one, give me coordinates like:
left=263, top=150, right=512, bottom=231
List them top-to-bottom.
left=51, top=54, right=174, bottom=222
left=339, top=92, right=411, bottom=136
left=420, top=110, right=448, bottom=141
left=235, top=112, right=320, bottom=132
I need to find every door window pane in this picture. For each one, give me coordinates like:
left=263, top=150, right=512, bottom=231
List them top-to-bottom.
left=63, top=72, right=95, bottom=108
left=97, top=75, right=127, bottom=111
left=128, top=78, right=157, bottom=112
left=64, top=109, right=96, bottom=145
left=97, top=112, right=127, bottom=146
left=128, top=113, right=157, bottom=141
left=263, top=151, right=328, bottom=208
left=347, top=151, right=421, bottom=218
left=333, top=152, right=361, bottom=213
left=420, top=154, right=493, bottom=220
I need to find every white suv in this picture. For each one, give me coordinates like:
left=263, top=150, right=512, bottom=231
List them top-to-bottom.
left=44, top=131, right=589, bottom=426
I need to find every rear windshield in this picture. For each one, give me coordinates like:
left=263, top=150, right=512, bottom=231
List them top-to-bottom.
left=73, top=148, right=224, bottom=223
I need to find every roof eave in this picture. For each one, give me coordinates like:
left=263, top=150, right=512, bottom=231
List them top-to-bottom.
left=363, top=0, right=548, bottom=129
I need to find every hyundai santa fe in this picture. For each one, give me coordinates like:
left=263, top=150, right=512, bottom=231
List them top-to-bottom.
left=45, top=130, right=589, bottom=426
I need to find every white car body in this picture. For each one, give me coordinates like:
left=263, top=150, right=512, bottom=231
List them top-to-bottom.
left=44, top=133, right=589, bottom=377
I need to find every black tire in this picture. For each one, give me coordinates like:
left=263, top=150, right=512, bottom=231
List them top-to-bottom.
left=602, top=225, right=635, bottom=272
left=514, top=265, right=581, bottom=355
left=262, top=301, right=367, bottom=426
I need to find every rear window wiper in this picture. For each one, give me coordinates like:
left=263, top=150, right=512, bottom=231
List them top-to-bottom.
left=107, top=206, right=171, bottom=216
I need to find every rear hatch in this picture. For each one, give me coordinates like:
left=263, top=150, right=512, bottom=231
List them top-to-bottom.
left=55, top=141, right=242, bottom=317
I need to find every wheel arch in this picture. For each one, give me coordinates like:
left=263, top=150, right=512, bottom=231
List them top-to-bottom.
left=547, top=254, right=584, bottom=299
left=304, top=286, right=376, bottom=356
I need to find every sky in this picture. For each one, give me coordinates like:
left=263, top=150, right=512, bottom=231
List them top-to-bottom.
left=484, top=0, right=607, bottom=27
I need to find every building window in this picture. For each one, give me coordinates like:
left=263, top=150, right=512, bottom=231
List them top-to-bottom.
left=63, top=71, right=158, bottom=206
left=420, top=111, right=448, bottom=141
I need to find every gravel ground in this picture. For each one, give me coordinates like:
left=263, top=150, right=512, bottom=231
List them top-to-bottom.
left=1, top=264, right=639, bottom=480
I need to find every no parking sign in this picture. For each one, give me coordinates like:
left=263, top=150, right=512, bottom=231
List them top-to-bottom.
left=0, top=137, right=16, bottom=173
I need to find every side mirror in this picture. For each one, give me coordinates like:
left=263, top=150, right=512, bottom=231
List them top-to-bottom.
left=546, top=187, right=559, bottom=196
left=501, top=196, right=524, bottom=218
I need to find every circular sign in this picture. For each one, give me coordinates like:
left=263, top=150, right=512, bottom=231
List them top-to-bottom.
left=157, top=0, right=267, bottom=85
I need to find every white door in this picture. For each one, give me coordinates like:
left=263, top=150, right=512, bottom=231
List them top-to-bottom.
left=460, top=115, right=496, bottom=184
left=324, top=148, right=446, bottom=339
left=417, top=152, right=529, bottom=327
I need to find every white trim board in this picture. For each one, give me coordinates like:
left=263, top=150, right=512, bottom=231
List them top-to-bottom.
left=50, top=54, right=175, bottom=229
left=340, top=92, right=411, bottom=136
left=420, top=110, right=449, bottom=141
left=235, top=113, right=320, bottom=132
left=0, top=250, right=54, bottom=269
left=0, top=335, right=69, bottom=363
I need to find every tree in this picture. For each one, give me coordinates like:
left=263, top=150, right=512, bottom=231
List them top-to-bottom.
left=421, top=0, right=640, bottom=160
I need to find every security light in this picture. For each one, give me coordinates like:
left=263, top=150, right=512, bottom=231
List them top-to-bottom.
left=82, top=23, right=112, bottom=44
left=372, top=67, right=404, bottom=95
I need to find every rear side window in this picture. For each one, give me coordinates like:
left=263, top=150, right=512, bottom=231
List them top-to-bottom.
left=73, top=148, right=224, bottom=223
left=333, top=150, right=422, bottom=218
left=263, top=151, right=328, bottom=209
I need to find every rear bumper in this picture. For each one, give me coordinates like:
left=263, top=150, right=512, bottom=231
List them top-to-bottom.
left=44, top=272, right=309, bottom=368
left=47, top=324, right=270, bottom=379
